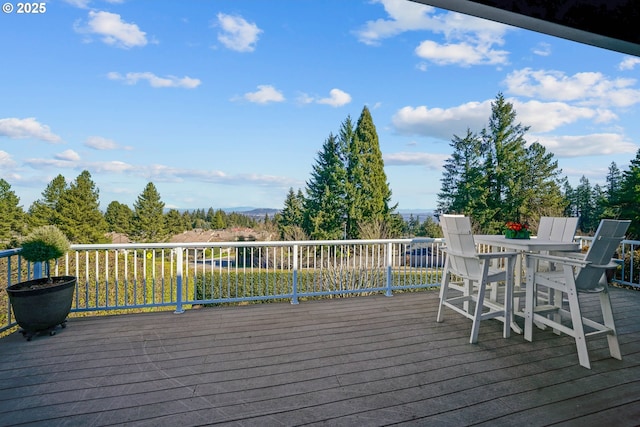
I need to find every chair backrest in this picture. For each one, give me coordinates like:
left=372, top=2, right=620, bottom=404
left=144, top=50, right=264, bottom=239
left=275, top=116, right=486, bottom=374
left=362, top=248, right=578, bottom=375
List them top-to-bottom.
left=440, top=215, right=481, bottom=279
left=538, top=216, right=578, bottom=242
left=575, top=219, right=631, bottom=290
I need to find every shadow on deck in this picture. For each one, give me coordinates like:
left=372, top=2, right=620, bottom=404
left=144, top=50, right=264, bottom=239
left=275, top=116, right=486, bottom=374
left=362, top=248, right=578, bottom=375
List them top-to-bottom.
left=1, top=287, right=640, bottom=426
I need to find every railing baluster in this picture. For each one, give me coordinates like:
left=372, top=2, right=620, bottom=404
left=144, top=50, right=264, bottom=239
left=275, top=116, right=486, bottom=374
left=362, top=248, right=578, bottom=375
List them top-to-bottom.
left=175, top=247, right=184, bottom=314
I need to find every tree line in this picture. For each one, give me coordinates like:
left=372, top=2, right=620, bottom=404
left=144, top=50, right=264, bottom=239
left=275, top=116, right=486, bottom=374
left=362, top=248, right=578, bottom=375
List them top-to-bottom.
left=436, top=93, right=640, bottom=238
left=0, top=174, right=265, bottom=245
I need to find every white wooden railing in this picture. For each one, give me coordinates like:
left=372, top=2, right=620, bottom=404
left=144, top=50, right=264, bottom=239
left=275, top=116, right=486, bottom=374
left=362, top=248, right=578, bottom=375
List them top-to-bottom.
left=2, top=236, right=638, bottom=335
left=1, top=238, right=445, bottom=333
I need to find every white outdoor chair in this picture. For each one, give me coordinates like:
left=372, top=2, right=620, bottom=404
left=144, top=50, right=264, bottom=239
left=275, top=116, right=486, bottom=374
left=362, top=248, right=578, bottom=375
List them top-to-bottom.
left=437, top=215, right=518, bottom=344
left=529, top=216, right=579, bottom=304
left=537, top=216, right=579, bottom=242
left=524, top=219, right=630, bottom=369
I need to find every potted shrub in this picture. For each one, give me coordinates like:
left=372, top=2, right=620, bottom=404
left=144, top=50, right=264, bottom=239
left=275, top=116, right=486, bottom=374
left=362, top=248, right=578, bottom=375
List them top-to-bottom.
left=6, top=225, right=76, bottom=340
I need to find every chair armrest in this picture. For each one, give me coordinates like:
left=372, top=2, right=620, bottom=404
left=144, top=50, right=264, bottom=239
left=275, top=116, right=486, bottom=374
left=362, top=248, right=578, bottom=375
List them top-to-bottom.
left=443, top=249, right=517, bottom=260
left=478, top=251, right=518, bottom=260
left=526, top=252, right=591, bottom=268
left=591, top=260, right=621, bottom=269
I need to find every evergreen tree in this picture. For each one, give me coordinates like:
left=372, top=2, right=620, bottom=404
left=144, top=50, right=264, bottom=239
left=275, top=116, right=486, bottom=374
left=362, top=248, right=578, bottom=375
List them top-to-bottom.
left=480, top=93, right=530, bottom=232
left=437, top=94, right=564, bottom=234
left=346, top=106, right=396, bottom=238
left=437, top=129, right=488, bottom=222
left=304, top=133, right=348, bottom=240
left=519, top=142, right=566, bottom=225
left=612, top=149, right=640, bottom=238
left=602, top=162, right=622, bottom=218
left=606, top=162, right=622, bottom=197
left=56, top=170, right=108, bottom=243
left=27, top=174, right=67, bottom=227
left=574, top=176, right=598, bottom=233
left=0, top=179, right=25, bottom=244
left=561, top=179, right=576, bottom=217
left=133, top=182, right=167, bottom=242
left=279, top=188, right=307, bottom=240
left=104, top=201, right=133, bottom=235
left=206, top=207, right=216, bottom=224
left=165, top=208, right=186, bottom=236
left=211, top=209, right=226, bottom=229
left=418, top=216, right=443, bottom=238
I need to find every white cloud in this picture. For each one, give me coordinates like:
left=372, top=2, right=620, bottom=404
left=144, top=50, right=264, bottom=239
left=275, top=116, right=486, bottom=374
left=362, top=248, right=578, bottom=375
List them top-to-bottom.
left=62, top=0, right=91, bottom=8
left=354, top=0, right=437, bottom=45
left=356, top=0, right=510, bottom=67
left=76, top=11, right=147, bottom=49
left=216, top=13, right=262, bottom=52
left=415, top=40, right=508, bottom=67
left=532, top=42, right=551, bottom=57
left=619, top=56, right=640, bottom=71
left=504, top=68, right=640, bottom=108
left=107, top=71, right=201, bottom=89
left=242, top=85, right=285, bottom=104
left=317, top=89, right=352, bottom=107
left=296, top=92, right=315, bottom=105
left=391, top=97, right=617, bottom=140
left=510, top=99, right=613, bottom=133
left=392, top=100, right=492, bottom=140
left=0, top=117, right=62, bottom=143
left=530, top=133, right=638, bottom=158
left=84, top=136, right=133, bottom=150
left=55, top=149, right=81, bottom=162
left=0, top=150, right=16, bottom=168
left=384, top=152, right=449, bottom=169
left=92, top=160, right=135, bottom=173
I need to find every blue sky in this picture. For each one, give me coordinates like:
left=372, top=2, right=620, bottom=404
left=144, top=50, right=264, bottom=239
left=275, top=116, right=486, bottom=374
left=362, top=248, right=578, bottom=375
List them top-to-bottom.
left=2, top=0, right=639, bottom=212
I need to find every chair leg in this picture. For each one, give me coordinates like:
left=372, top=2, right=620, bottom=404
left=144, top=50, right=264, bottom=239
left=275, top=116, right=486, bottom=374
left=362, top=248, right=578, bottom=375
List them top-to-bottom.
left=503, top=257, right=514, bottom=340
left=437, top=264, right=450, bottom=323
left=470, top=278, right=485, bottom=344
left=566, top=282, right=591, bottom=369
left=599, top=288, right=622, bottom=360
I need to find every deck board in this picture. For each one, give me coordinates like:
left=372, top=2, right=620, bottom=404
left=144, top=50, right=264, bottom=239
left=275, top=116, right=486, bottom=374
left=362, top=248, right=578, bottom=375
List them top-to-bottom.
left=1, top=287, right=640, bottom=426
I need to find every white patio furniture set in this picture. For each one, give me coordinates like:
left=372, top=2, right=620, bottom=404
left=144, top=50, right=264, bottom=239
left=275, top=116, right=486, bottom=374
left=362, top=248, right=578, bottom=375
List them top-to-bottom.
left=437, top=215, right=630, bottom=369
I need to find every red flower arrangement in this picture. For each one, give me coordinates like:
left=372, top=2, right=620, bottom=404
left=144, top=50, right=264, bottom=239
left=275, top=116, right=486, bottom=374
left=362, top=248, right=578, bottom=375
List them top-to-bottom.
left=504, top=221, right=530, bottom=239
left=505, top=221, right=529, bottom=232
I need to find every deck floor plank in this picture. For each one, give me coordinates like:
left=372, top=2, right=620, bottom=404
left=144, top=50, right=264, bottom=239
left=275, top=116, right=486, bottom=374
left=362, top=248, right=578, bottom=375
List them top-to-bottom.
left=1, top=287, right=639, bottom=426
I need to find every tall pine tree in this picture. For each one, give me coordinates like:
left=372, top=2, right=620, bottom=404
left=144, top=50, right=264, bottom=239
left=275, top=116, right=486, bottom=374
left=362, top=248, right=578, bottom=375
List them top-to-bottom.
left=480, top=93, right=530, bottom=232
left=438, top=94, right=565, bottom=233
left=346, top=106, right=396, bottom=238
left=437, top=129, right=488, bottom=222
left=304, top=133, right=347, bottom=240
left=611, top=149, right=640, bottom=238
left=56, top=170, right=108, bottom=243
left=27, top=174, right=67, bottom=227
left=0, top=179, right=24, bottom=244
left=133, top=182, right=167, bottom=242
left=278, top=188, right=307, bottom=240
left=104, top=201, right=134, bottom=235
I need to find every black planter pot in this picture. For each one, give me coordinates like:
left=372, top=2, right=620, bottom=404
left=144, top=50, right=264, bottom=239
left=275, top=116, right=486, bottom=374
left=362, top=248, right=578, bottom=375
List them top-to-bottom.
left=7, top=276, right=76, bottom=340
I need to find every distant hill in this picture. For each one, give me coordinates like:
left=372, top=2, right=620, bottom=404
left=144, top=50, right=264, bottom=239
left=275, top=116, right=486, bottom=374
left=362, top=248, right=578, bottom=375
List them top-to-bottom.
left=169, top=207, right=432, bottom=221
left=224, top=207, right=280, bottom=219
left=397, top=209, right=436, bottom=221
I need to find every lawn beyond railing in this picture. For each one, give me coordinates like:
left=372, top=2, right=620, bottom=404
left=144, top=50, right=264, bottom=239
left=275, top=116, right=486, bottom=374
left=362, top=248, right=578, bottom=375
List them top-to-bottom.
left=1, top=238, right=444, bottom=334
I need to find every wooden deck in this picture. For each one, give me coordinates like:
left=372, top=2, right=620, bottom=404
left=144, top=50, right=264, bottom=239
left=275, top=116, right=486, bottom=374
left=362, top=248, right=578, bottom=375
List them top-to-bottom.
left=1, top=287, right=640, bottom=426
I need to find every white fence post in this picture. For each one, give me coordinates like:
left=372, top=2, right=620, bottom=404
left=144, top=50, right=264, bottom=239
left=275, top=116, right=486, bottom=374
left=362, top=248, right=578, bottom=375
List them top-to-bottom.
left=385, top=242, right=393, bottom=297
left=291, top=244, right=299, bottom=304
left=174, top=247, right=184, bottom=314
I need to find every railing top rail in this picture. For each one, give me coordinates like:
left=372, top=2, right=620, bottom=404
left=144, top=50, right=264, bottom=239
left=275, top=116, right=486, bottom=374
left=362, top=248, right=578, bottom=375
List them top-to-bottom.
left=69, top=238, right=442, bottom=251
left=0, top=248, right=21, bottom=258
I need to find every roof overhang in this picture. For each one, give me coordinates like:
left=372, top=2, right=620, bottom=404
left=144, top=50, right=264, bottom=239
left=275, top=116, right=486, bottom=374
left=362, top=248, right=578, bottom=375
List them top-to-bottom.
left=409, top=0, right=640, bottom=57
